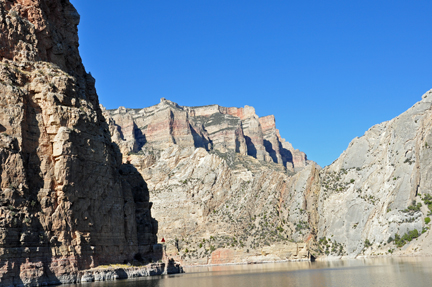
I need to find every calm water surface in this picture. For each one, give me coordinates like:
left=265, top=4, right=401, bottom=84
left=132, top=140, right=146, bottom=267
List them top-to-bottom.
left=71, top=258, right=432, bottom=287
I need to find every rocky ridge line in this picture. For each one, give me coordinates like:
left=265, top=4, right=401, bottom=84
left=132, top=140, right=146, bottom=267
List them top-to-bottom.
left=103, top=98, right=312, bottom=172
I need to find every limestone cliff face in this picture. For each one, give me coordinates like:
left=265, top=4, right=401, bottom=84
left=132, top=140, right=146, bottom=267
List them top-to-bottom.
left=0, top=1, right=157, bottom=285
left=313, top=90, right=432, bottom=258
left=104, top=98, right=311, bottom=172
left=104, top=100, right=316, bottom=264
left=121, top=146, right=316, bottom=265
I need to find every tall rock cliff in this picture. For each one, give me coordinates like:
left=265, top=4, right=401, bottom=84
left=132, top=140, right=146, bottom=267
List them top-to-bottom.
left=0, top=1, right=157, bottom=285
left=313, top=89, right=432, bottom=258
left=105, top=90, right=432, bottom=264
left=104, top=98, right=311, bottom=172
left=104, top=100, right=317, bottom=264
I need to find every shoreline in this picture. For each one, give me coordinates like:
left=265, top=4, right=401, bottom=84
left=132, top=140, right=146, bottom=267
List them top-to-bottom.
left=182, top=253, right=432, bottom=268
left=183, top=258, right=311, bottom=268
left=75, top=261, right=184, bottom=284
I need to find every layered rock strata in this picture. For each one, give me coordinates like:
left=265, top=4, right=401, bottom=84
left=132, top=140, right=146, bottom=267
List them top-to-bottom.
left=0, top=0, right=158, bottom=285
left=105, top=90, right=432, bottom=264
left=103, top=98, right=311, bottom=172
left=104, top=99, right=317, bottom=264
left=101, top=138, right=319, bottom=265
left=129, top=146, right=318, bottom=265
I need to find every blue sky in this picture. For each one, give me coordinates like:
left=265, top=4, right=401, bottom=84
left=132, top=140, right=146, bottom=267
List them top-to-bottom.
left=71, top=0, right=432, bottom=167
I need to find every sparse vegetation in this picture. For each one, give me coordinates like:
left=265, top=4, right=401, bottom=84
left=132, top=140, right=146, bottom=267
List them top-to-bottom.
left=422, top=194, right=432, bottom=215
left=402, top=201, right=422, bottom=213
left=389, top=229, right=419, bottom=248
left=364, top=239, right=372, bottom=248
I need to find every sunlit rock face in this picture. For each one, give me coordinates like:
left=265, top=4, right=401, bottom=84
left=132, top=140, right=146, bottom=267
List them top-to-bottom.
left=0, top=1, right=157, bottom=285
left=313, top=89, right=432, bottom=258
left=105, top=90, right=432, bottom=264
left=104, top=98, right=311, bottom=172
left=104, top=100, right=318, bottom=265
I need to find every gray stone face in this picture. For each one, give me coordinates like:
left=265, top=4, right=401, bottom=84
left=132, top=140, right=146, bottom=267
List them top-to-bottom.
left=316, top=89, right=432, bottom=258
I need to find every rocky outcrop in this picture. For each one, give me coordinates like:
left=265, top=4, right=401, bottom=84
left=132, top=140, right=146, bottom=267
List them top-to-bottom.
left=0, top=1, right=158, bottom=285
left=105, top=89, right=432, bottom=264
left=312, top=89, right=432, bottom=258
left=103, top=98, right=312, bottom=172
left=103, top=99, right=318, bottom=265
left=259, top=115, right=309, bottom=171
left=99, top=141, right=319, bottom=265
left=77, top=261, right=182, bottom=283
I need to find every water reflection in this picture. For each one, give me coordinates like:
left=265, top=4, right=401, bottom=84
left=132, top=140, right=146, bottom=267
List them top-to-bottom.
left=71, top=258, right=432, bottom=287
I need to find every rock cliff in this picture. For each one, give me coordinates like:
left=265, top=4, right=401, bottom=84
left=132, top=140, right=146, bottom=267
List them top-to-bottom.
left=2, top=0, right=431, bottom=278
left=0, top=1, right=158, bottom=285
left=313, top=89, right=432, bottom=258
left=105, top=90, right=432, bottom=264
left=104, top=98, right=311, bottom=172
left=104, top=100, right=317, bottom=264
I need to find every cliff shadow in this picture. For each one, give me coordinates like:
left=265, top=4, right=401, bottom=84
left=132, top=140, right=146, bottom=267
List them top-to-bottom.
left=133, top=122, right=147, bottom=151
left=190, top=124, right=212, bottom=151
left=245, top=136, right=257, bottom=158
left=263, top=139, right=279, bottom=164
left=279, top=143, right=293, bottom=168
left=117, top=151, right=160, bottom=262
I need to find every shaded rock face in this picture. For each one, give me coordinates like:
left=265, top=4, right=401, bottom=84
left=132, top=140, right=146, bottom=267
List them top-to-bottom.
left=0, top=1, right=157, bottom=285
left=104, top=98, right=311, bottom=171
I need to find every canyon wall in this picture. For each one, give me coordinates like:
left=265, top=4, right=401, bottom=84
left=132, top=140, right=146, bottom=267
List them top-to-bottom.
left=2, top=0, right=431, bottom=277
left=0, top=1, right=157, bottom=285
left=313, top=89, right=432, bottom=258
left=106, top=91, right=432, bottom=264
left=104, top=98, right=311, bottom=172
left=104, top=100, right=317, bottom=264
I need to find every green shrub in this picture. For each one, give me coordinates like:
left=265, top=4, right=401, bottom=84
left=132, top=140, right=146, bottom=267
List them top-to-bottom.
left=403, top=202, right=422, bottom=213
left=425, top=217, right=431, bottom=224
left=394, top=229, right=419, bottom=247
left=364, top=239, right=372, bottom=248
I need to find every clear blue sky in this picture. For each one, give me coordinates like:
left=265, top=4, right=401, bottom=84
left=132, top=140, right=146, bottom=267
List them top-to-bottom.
left=71, top=0, right=432, bottom=167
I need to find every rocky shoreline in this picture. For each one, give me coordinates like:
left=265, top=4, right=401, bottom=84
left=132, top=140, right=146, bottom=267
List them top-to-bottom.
left=8, top=262, right=184, bottom=287
left=77, top=262, right=184, bottom=284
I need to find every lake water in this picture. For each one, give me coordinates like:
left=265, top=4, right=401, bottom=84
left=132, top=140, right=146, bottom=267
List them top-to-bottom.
left=72, top=258, right=432, bottom=287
